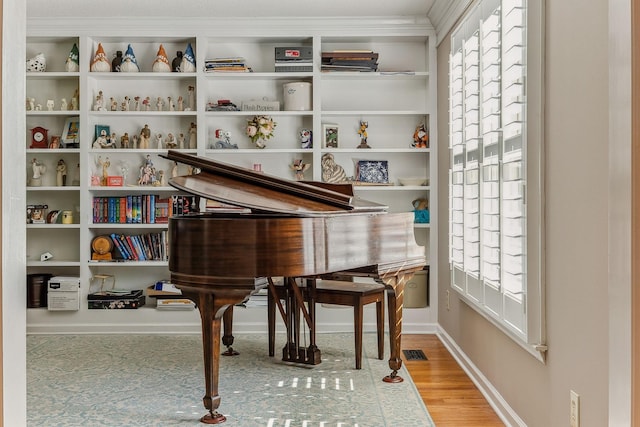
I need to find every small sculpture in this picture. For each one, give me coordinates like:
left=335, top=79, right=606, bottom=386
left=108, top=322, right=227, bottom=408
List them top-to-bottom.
left=65, top=43, right=79, bottom=72
left=90, top=43, right=110, bottom=72
left=181, top=43, right=196, bottom=73
left=120, top=44, right=140, bottom=72
left=152, top=44, right=171, bottom=73
left=111, top=50, right=123, bottom=72
left=172, top=51, right=183, bottom=72
left=26, top=52, right=46, bottom=72
left=187, top=85, right=195, bottom=111
left=93, top=90, right=106, bottom=111
left=122, top=96, right=130, bottom=111
left=133, top=96, right=141, bottom=111
left=142, top=96, right=151, bottom=111
left=167, top=96, right=175, bottom=111
left=177, top=96, right=184, bottom=111
left=26, top=97, right=35, bottom=111
left=110, top=97, right=117, bottom=111
left=156, top=97, right=164, bottom=111
left=60, top=98, right=68, bottom=111
left=46, top=100, right=54, bottom=111
left=357, top=120, right=370, bottom=149
left=188, top=122, right=197, bottom=149
left=412, top=123, right=429, bottom=148
left=139, top=124, right=151, bottom=149
left=93, top=129, right=116, bottom=149
left=213, top=129, right=237, bottom=149
left=300, top=129, right=312, bottom=149
left=120, top=133, right=130, bottom=148
left=155, top=133, right=163, bottom=149
left=165, top=133, right=177, bottom=149
left=178, top=133, right=185, bottom=149
left=131, top=134, right=139, bottom=149
left=321, top=153, right=348, bottom=183
left=138, top=155, right=157, bottom=186
left=98, top=156, right=111, bottom=186
left=30, top=158, right=46, bottom=186
left=56, top=159, right=67, bottom=187
left=290, top=159, right=310, bottom=181
left=171, top=161, right=179, bottom=178
left=157, top=170, right=166, bottom=186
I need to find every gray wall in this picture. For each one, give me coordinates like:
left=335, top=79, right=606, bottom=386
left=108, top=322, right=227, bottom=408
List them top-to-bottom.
left=437, top=0, right=611, bottom=425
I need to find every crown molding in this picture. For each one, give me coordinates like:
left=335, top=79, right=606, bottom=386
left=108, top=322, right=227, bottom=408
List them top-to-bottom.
left=428, top=0, right=474, bottom=45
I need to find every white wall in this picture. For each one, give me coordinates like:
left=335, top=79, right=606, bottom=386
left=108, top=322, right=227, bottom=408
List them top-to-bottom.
left=437, top=0, right=613, bottom=425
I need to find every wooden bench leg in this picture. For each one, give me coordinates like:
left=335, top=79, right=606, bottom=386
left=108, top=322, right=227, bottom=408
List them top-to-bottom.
left=267, top=288, right=276, bottom=357
left=376, top=299, right=384, bottom=360
left=354, top=302, right=364, bottom=369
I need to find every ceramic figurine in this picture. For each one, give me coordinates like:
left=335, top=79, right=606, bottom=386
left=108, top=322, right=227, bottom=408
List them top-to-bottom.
left=65, top=43, right=79, bottom=72
left=90, top=43, right=110, bottom=72
left=181, top=43, right=196, bottom=73
left=120, top=44, right=140, bottom=72
left=152, top=44, right=171, bottom=73
left=111, top=50, right=123, bottom=72
left=172, top=51, right=183, bottom=72
left=26, top=52, right=46, bottom=72
left=187, top=86, right=195, bottom=111
left=70, top=89, right=79, bottom=110
left=93, top=90, right=106, bottom=111
left=121, top=96, right=130, bottom=111
left=133, top=96, right=141, bottom=111
left=142, top=96, right=151, bottom=111
left=167, top=96, right=175, bottom=111
left=177, top=96, right=184, bottom=111
left=26, top=97, right=35, bottom=111
left=110, top=97, right=117, bottom=111
left=156, top=97, right=164, bottom=111
left=60, top=98, right=68, bottom=111
left=46, top=100, right=54, bottom=111
left=357, top=120, right=370, bottom=148
left=188, top=122, right=197, bottom=149
left=412, top=123, right=429, bottom=148
left=139, top=124, right=151, bottom=149
left=213, top=129, right=237, bottom=149
left=300, top=129, right=312, bottom=149
left=120, top=132, right=130, bottom=148
left=155, top=133, right=163, bottom=149
left=165, top=133, right=177, bottom=149
left=177, top=133, right=185, bottom=149
left=131, top=134, right=139, bottom=149
left=321, top=153, right=348, bottom=183
left=138, top=155, right=157, bottom=186
left=98, top=156, right=111, bottom=186
left=30, top=158, right=46, bottom=186
left=56, top=159, right=67, bottom=187
left=290, top=159, right=310, bottom=181
left=171, top=162, right=179, bottom=178
left=157, top=170, right=166, bottom=186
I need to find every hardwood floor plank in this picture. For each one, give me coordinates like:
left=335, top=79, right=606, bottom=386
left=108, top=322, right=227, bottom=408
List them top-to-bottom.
left=401, top=334, right=505, bottom=426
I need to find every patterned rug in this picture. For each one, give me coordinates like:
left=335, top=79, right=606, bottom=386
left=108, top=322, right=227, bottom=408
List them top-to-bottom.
left=27, top=333, right=434, bottom=426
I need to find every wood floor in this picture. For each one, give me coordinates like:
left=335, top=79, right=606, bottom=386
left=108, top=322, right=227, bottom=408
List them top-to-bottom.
left=401, top=334, right=505, bottom=426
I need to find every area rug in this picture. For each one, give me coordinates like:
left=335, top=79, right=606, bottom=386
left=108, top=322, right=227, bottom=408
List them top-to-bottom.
left=27, top=333, right=434, bottom=426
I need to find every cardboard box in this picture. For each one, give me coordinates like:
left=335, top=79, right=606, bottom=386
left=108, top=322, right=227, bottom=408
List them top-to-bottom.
left=47, top=276, right=80, bottom=311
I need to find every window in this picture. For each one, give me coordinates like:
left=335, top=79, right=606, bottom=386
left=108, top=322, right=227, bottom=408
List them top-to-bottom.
left=448, top=0, right=546, bottom=360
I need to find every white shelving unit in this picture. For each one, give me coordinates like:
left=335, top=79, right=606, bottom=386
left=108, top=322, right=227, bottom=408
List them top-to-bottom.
left=25, top=18, right=437, bottom=334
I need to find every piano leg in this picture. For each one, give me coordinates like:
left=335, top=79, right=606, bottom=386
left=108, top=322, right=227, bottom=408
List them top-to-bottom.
left=381, top=276, right=406, bottom=383
left=221, top=306, right=239, bottom=356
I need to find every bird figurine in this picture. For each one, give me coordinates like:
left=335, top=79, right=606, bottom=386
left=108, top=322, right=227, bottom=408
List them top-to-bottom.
left=65, top=43, right=79, bottom=72
left=90, top=43, right=110, bottom=72
left=180, top=43, right=196, bottom=73
left=120, top=44, right=140, bottom=72
left=152, top=44, right=171, bottom=73
left=26, top=52, right=46, bottom=72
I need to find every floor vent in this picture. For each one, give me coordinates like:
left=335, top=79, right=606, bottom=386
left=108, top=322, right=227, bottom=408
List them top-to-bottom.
left=403, top=349, right=428, bottom=361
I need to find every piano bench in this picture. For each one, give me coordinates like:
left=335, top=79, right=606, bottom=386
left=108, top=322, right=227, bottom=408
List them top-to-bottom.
left=268, top=279, right=385, bottom=369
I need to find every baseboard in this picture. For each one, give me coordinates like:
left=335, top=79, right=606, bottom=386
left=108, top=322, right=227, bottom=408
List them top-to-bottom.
left=437, top=326, right=526, bottom=427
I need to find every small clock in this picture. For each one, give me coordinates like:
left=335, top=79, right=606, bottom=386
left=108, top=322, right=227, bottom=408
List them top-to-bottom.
left=31, top=126, right=49, bottom=148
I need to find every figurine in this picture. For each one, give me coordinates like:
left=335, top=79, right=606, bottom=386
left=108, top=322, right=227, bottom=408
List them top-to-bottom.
left=65, top=43, right=79, bottom=72
left=90, top=43, right=110, bottom=72
left=181, top=43, right=196, bottom=73
left=120, top=44, right=140, bottom=72
left=152, top=44, right=171, bottom=73
left=111, top=50, right=123, bottom=72
left=172, top=51, right=183, bottom=72
left=26, top=52, right=46, bottom=72
left=187, top=85, right=195, bottom=111
left=70, top=89, right=79, bottom=110
left=93, top=90, right=106, bottom=111
left=122, top=96, right=130, bottom=111
left=133, top=96, right=141, bottom=111
left=142, top=96, right=151, bottom=111
left=167, top=96, right=175, bottom=111
left=177, top=96, right=184, bottom=111
left=26, top=97, right=35, bottom=111
left=110, top=97, right=117, bottom=111
left=156, top=97, right=164, bottom=111
left=60, top=98, right=68, bottom=111
left=46, top=100, right=54, bottom=111
left=357, top=120, right=370, bottom=149
left=188, top=122, right=197, bottom=149
left=412, top=123, right=429, bottom=148
left=139, top=124, right=151, bottom=149
left=93, top=129, right=116, bottom=149
left=213, top=129, right=237, bottom=149
left=300, top=129, right=312, bottom=149
left=120, top=132, right=130, bottom=149
left=110, top=133, right=117, bottom=147
left=155, top=133, right=163, bottom=149
left=165, top=133, right=177, bottom=149
left=177, top=133, right=185, bottom=149
left=131, top=134, right=139, bottom=149
left=321, top=153, right=348, bottom=183
left=138, top=155, right=156, bottom=185
left=98, top=156, right=110, bottom=186
left=30, top=158, right=46, bottom=186
left=56, top=159, right=67, bottom=187
left=290, top=159, right=310, bottom=181
left=171, top=161, right=179, bottom=177
left=157, top=170, right=166, bottom=186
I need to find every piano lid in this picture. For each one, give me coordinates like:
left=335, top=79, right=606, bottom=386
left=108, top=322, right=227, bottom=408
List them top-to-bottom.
left=162, top=151, right=388, bottom=216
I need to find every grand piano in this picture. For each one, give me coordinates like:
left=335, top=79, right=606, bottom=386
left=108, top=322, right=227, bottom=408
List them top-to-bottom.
left=163, top=151, right=426, bottom=424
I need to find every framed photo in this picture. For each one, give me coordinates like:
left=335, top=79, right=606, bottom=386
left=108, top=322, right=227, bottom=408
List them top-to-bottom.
left=61, top=116, right=80, bottom=146
left=94, top=124, right=110, bottom=142
left=323, top=124, right=339, bottom=148
left=356, top=160, right=389, bottom=183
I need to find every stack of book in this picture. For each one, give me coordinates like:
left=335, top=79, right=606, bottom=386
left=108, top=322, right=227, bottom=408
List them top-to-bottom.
left=274, top=47, right=313, bottom=72
left=321, top=50, right=379, bottom=72
left=204, top=57, right=250, bottom=73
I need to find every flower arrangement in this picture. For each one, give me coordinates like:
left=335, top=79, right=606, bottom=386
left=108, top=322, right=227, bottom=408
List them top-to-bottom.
left=245, top=115, right=276, bottom=148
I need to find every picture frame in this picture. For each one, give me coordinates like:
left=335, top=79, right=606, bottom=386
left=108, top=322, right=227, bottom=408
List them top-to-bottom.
left=61, top=116, right=80, bottom=147
left=94, top=124, right=110, bottom=142
left=323, top=124, right=339, bottom=148
left=356, top=160, right=389, bottom=183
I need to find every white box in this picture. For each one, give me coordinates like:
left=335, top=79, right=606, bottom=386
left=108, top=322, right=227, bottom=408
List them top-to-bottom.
left=47, top=276, right=80, bottom=311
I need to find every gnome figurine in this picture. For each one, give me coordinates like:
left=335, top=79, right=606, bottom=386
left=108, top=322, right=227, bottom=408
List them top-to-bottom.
left=65, top=43, right=79, bottom=72
left=90, top=43, right=110, bottom=72
left=181, top=43, right=196, bottom=73
left=120, top=44, right=140, bottom=72
left=152, top=44, right=171, bottom=73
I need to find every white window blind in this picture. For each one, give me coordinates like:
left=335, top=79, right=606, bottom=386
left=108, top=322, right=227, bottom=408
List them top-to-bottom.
left=449, top=0, right=545, bottom=359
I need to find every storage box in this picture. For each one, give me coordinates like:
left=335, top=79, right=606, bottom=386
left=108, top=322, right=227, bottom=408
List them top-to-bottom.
left=404, top=270, right=429, bottom=308
left=47, top=276, right=80, bottom=311
left=88, top=289, right=145, bottom=309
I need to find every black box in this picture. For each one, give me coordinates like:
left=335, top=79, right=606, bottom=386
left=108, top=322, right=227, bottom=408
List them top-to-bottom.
left=275, top=46, right=313, bottom=61
left=88, top=289, right=145, bottom=309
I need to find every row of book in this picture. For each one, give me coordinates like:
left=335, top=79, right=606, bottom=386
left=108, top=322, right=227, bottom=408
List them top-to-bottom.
left=321, top=50, right=379, bottom=72
left=204, top=57, right=251, bottom=72
left=92, top=195, right=199, bottom=224
left=108, top=231, right=168, bottom=261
